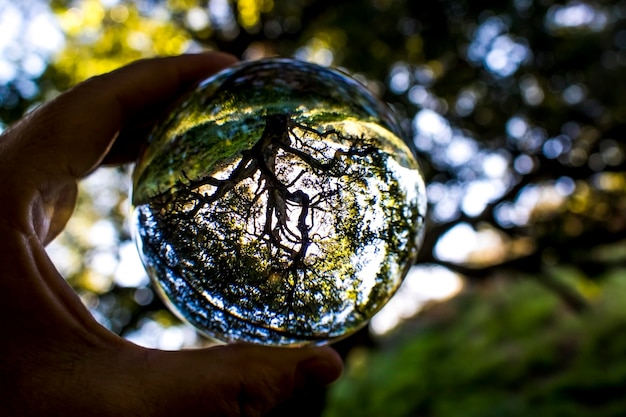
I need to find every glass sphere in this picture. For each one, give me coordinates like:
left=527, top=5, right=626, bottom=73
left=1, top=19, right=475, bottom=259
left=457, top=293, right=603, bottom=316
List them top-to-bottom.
left=131, top=58, right=426, bottom=346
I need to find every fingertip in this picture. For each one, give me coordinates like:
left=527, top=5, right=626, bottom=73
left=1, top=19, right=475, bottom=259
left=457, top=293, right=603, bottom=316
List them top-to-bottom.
left=174, top=51, right=239, bottom=78
left=197, top=51, right=239, bottom=65
left=214, top=343, right=344, bottom=385
left=297, top=347, right=344, bottom=386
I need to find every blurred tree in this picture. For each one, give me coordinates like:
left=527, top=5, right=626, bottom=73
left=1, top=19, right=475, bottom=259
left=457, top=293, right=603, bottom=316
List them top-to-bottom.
left=2, top=0, right=626, bottom=415
left=325, top=270, right=626, bottom=417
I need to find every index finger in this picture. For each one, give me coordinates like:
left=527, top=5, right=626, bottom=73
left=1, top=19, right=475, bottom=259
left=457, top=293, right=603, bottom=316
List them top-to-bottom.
left=8, top=52, right=237, bottom=179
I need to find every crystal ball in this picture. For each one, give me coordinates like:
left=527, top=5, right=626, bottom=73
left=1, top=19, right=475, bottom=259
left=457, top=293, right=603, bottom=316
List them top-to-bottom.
left=131, top=58, right=427, bottom=346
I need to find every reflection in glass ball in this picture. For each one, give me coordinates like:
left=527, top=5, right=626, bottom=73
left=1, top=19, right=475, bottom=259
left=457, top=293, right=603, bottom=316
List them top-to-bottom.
left=131, top=58, right=427, bottom=346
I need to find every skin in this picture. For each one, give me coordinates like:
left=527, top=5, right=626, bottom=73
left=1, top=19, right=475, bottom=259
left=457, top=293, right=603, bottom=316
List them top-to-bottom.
left=0, top=53, right=343, bottom=417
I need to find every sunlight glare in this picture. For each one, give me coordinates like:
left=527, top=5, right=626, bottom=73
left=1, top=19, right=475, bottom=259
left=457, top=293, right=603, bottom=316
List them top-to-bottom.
left=0, top=0, right=64, bottom=90
left=209, top=0, right=236, bottom=29
left=546, top=2, right=608, bottom=31
left=0, top=3, right=22, bottom=49
left=187, top=7, right=210, bottom=31
left=26, top=12, right=64, bottom=53
left=467, top=16, right=529, bottom=77
left=413, top=109, right=453, bottom=145
left=446, top=135, right=477, bottom=166
left=482, top=152, right=509, bottom=178
left=461, top=179, right=505, bottom=217
left=88, top=219, right=117, bottom=247
left=435, top=223, right=477, bottom=263
left=114, top=241, right=149, bottom=287
left=370, top=265, right=463, bottom=335
left=126, top=320, right=199, bottom=349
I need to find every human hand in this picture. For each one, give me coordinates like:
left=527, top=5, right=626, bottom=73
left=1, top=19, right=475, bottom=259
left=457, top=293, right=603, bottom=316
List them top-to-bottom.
left=0, top=53, right=342, bottom=417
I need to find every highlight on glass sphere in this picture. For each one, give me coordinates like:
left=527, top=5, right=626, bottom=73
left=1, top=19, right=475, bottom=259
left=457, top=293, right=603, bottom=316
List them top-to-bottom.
left=131, top=58, right=427, bottom=346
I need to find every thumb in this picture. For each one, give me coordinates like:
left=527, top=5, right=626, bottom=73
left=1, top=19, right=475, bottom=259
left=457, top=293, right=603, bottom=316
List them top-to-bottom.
left=141, top=344, right=343, bottom=417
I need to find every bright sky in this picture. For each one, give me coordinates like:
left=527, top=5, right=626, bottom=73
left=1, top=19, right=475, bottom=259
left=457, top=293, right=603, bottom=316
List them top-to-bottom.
left=0, top=0, right=63, bottom=93
left=370, top=264, right=463, bottom=335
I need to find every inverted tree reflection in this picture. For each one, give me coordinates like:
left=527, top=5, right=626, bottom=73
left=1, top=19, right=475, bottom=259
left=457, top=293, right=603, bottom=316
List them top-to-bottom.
left=135, top=112, right=424, bottom=344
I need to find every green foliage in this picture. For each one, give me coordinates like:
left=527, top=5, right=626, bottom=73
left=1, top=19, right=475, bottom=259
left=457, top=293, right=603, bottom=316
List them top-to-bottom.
left=325, top=271, right=626, bottom=417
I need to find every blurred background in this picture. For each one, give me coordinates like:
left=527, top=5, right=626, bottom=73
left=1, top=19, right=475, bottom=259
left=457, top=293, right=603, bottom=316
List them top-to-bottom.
left=2, top=0, right=626, bottom=415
